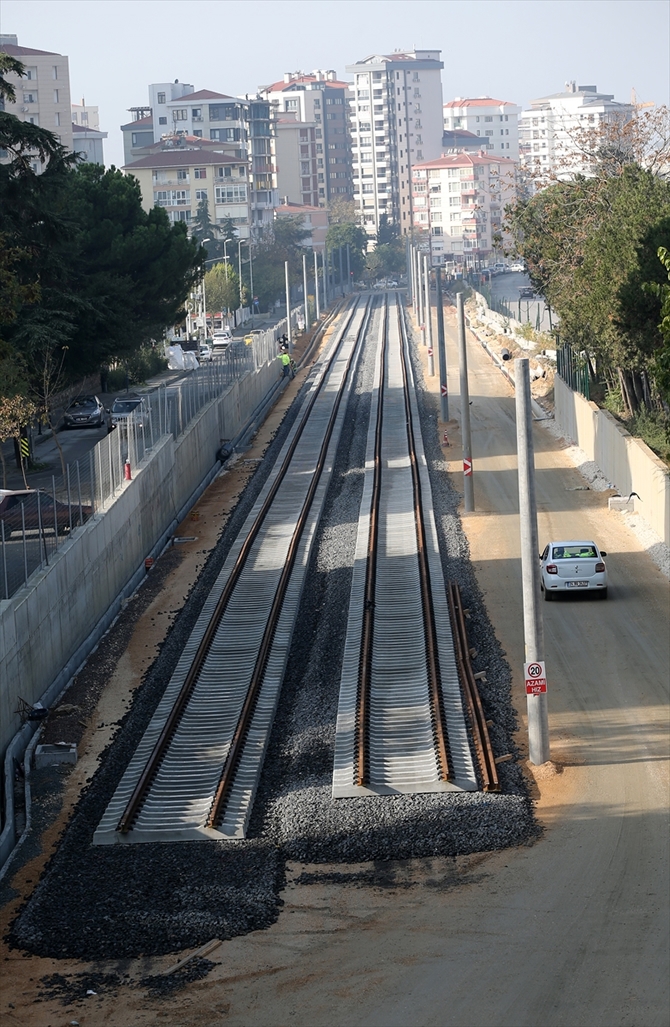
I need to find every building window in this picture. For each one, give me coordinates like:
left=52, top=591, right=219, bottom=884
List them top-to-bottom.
left=52, top=66, right=58, bottom=80
left=53, top=89, right=59, bottom=103
left=23, top=92, right=37, bottom=104
left=157, top=92, right=166, bottom=104
left=285, top=99, right=298, bottom=111
left=313, top=99, right=321, bottom=108
left=192, top=108, right=202, bottom=121
left=173, top=109, right=187, bottom=122
left=54, top=112, right=60, bottom=126
left=159, top=116, right=167, bottom=125
left=485, top=116, right=493, bottom=122
left=193, top=129, right=203, bottom=137
left=194, top=168, right=207, bottom=179
left=177, top=169, right=189, bottom=181
left=215, top=184, right=247, bottom=203
left=195, top=189, right=207, bottom=200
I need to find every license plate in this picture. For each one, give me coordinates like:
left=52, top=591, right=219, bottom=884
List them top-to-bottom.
left=566, top=580, right=588, bottom=588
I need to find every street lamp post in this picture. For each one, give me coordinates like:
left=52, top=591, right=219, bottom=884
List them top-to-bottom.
left=238, top=239, right=243, bottom=326
left=248, top=240, right=255, bottom=328
left=314, top=249, right=320, bottom=320
left=302, top=252, right=310, bottom=332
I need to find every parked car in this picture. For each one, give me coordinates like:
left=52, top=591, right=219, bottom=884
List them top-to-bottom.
left=509, top=262, right=526, bottom=273
left=519, top=286, right=536, bottom=298
left=212, top=329, right=233, bottom=353
left=199, top=343, right=213, bottom=362
left=63, top=395, right=111, bottom=431
left=111, top=395, right=150, bottom=432
left=0, top=488, right=91, bottom=536
left=540, top=540, right=608, bottom=600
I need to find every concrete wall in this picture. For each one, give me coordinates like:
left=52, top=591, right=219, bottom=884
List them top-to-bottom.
left=0, top=358, right=282, bottom=768
left=555, top=375, right=670, bottom=546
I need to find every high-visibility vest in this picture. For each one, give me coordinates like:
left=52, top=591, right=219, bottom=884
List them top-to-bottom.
left=279, top=352, right=291, bottom=367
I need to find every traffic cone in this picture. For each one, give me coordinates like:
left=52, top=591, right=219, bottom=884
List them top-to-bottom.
left=124, top=460, right=132, bottom=480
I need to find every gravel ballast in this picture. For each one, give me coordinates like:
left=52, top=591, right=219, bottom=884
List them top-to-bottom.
left=8, top=299, right=538, bottom=959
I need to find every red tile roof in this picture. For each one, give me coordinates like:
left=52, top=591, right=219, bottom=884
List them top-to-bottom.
left=0, top=42, right=61, bottom=56
left=263, top=76, right=349, bottom=92
left=171, top=89, right=236, bottom=102
left=444, top=97, right=516, bottom=108
left=120, top=115, right=153, bottom=130
left=123, top=150, right=242, bottom=170
left=413, top=153, right=517, bottom=170
left=276, top=202, right=322, bottom=213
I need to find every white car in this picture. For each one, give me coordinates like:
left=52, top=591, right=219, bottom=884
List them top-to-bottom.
left=509, top=262, right=526, bottom=273
left=199, top=343, right=213, bottom=362
left=540, top=540, right=608, bottom=600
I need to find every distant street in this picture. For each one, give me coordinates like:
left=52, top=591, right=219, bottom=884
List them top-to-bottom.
left=488, top=270, right=555, bottom=333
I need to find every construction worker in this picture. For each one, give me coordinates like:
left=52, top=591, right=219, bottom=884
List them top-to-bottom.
left=278, top=350, right=295, bottom=379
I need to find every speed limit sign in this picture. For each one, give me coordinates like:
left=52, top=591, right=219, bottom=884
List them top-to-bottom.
left=524, top=661, right=547, bottom=695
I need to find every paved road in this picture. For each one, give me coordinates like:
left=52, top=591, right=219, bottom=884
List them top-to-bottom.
left=488, top=270, right=554, bottom=332
left=206, top=308, right=669, bottom=1026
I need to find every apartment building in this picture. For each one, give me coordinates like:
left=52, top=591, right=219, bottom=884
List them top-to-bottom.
left=0, top=35, right=73, bottom=164
left=345, top=49, right=444, bottom=241
left=259, top=71, right=353, bottom=206
left=519, top=81, right=634, bottom=179
left=124, top=84, right=277, bottom=235
left=443, top=97, right=520, bottom=158
left=71, top=99, right=99, bottom=130
left=274, top=118, right=321, bottom=207
left=72, top=122, right=106, bottom=165
left=123, top=145, right=252, bottom=237
left=412, top=152, right=517, bottom=265
left=275, top=200, right=328, bottom=252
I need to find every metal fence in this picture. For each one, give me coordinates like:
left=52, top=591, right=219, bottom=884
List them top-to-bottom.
left=0, top=316, right=305, bottom=602
left=556, top=345, right=590, bottom=400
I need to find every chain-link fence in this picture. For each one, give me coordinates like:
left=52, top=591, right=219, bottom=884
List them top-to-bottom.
left=0, top=317, right=308, bottom=602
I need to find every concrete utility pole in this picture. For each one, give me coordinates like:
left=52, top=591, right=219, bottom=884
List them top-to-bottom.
left=406, top=238, right=412, bottom=304
left=238, top=239, right=243, bottom=321
left=248, top=241, right=254, bottom=328
left=346, top=244, right=351, bottom=293
left=339, top=246, right=344, bottom=297
left=323, top=247, right=329, bottom=307
left=314, top=249, right=320, bottom=320
left=302, top=252, right=310, bottom=332
left=424, top=255, right=435, bottom=377
left=285, top=260, right=292, bottom=350
left=436, top=267, right=449, bottom=422
left=457, top=292, right=474, bottom=511
left=515, top=358, right=549, bottom=765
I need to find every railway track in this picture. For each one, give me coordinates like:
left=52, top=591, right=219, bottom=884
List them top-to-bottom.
left=332, top=294, right=480, bottom=797
left=95, top=296, right=373, bottom=844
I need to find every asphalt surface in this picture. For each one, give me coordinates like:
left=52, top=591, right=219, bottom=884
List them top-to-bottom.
left=487, top=270, right=554, bottom=332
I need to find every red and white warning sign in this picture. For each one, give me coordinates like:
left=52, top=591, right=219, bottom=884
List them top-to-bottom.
left=428, top=347, right=433, bottom=357
left=441, top=383, right=448, bottom=397
left=463, top=457, right=472, bottom=476
left=525, top=661, right=547, bottom=695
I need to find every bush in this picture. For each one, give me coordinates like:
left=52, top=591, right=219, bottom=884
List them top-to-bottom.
left=107, top=347, right=167, bottom=391
left=628, top=408, right=670, bottom=464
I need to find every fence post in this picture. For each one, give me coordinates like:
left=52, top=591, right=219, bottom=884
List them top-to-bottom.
left=66, top=463, right=73, bottom=533
left=1, top=520, right=8, bottom=599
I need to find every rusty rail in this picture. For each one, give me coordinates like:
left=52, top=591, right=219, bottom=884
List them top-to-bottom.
left=447, top=581, right=500, bottom=792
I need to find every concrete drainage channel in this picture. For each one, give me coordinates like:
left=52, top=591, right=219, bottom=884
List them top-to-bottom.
left=0, top=306, right=342, bottom=880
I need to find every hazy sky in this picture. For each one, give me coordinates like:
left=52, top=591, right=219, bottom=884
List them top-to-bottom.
left=1, top=0, right=668, bottom=168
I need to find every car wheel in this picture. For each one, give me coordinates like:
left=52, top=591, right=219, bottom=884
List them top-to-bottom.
left=543, top=586, right=553, bottom=601
left=598, top=588, right=608, bottom=600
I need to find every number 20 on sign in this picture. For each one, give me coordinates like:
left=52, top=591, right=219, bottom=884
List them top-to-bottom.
left=524, top=661, right=547, bottom=695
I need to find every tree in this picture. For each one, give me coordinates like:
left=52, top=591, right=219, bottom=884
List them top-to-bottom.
left=506, top=165, right=670, bottom=412
left=191, top=195, right=218, bottom=258
left=327, top=197, right=358, bottom=226
left=376, top=214, right=399, bottom=246
left=325, top=220, right=368, bottom=281
left=365, top=241, right=405, bottom=281
left=643, top=245, right=670, bottom=400
left=204, top=262, right=241, bottom=315
left=0, top=354, right=35, bottom=487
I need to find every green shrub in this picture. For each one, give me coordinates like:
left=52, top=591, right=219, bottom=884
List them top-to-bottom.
left=107, top=347, right=168, bottom=391
left=629, top=409, right=670, bottom=464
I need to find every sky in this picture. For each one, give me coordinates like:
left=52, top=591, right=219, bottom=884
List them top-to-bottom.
left=1, top=0, right=668, bottom=168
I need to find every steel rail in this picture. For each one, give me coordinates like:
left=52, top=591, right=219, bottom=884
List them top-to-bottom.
left=116, top=296, right=365, bottom=834
left=206, top=296, right=376, bottom=827
left=354, top=298, right=387, bottom=787
left=397, top=299, right=452, bottom=781
left=447, top=581, right=499, bottom=791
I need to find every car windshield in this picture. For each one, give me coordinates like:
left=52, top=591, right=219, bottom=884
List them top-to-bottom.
left=69, top=398, right=96, bottom=409
left=113, top=401, right=141, bottom=413
left=552, top=545, right=597, bottom=559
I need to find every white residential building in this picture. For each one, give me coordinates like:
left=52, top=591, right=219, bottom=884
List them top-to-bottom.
left=0, top=35, right=73, bottom=165
left=346, top=49, right=444, bottom=240
left=259, top=71, right=353, bottom=206
left=519, top=81, right=634, bottom=179
left=443, top=97, right=520, bottom=158
left=71, top=99, right=99, bottom=130
left=72, top=122, right=106, bottom=165
left=412, top=152, right=517, bottom=266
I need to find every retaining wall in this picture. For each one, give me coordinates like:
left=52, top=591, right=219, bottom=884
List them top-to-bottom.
left=0, top=357, right=282, bottom=766
left=555, top=375, right=670, bottom=546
